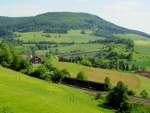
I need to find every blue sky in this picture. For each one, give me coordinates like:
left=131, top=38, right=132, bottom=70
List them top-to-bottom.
left=0, top=0, right=150, bottom=34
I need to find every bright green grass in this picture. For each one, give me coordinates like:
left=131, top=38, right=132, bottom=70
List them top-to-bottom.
left=15, top=30, right=105, bottom=43
left=116, top=34, right=150, bottom=71
left=133, top=37, right=150, bottom=70
left=134, top=40, right=150, bottom=55
left=50, top=43, right=104, bottom=54
left=132, top=53, right=150, bottom=71
left=50, top=57, right=150, bottom=96
left=0, top=66, right=113, bottom=113
left=135, top=75, right=150, bottom=97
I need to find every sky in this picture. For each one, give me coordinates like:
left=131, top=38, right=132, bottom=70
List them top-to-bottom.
left=0, top=0, right=150, bottom=34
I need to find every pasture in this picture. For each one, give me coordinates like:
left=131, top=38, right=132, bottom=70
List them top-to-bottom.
left=15, top=30, right=105, bottom=43
left=0, top=66, right=113, bottom=113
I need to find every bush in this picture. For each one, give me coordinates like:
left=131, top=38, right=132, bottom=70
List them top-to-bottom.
left=80, top=30, right=86, bottom=34
left=0, top=42, right=31, bottom=72
left=80, top=59, right=92, bottom=67
left=30, top=65, right=51, bottom=81
left=51, top=69, right=66, bottom=83
left=61, top=69, right=70, bottom=76
left=76, top=71, right=88, bottom=80
left=104, top=77, right=112, bottom=90
left=106, top=81, right=131, bottom=112
left=127, top=90, right=135, bottom=96
left=140, top=90, right=149, bottom=99
left=95, top=92, right=102, bottom=100
left=118, top=101, right=132, bottom=113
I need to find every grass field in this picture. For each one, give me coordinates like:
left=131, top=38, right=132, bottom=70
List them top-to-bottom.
left=15, top=30, right=105, bottom=43
left=116, top=34, right=150, bottom=71
left=49, top=43, right=104, bottom=54
left=51, top=57, right=150, bottom=96
left=0, top=66, right=114, bottom=113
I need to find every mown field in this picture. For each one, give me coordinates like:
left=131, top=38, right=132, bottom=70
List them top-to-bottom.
left=51, top=57, right=150, bottom=96
left=0, top=66, right=114, bottom=113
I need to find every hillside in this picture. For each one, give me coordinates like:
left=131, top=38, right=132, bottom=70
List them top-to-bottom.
left=0, top=12, right=149, bottom=38
left=50, top=57, right=150, bottom=96
left=0, top=66, right=113, bottom=113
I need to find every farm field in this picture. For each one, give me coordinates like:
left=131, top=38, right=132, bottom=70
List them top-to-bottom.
left=15, top=30, right=105, bottom=43
left=51, top=57, right=150, bottom=96
left=0, top=66, right=114, bottom=113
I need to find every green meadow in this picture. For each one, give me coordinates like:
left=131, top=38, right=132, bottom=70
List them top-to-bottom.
left=15, top=30, right=105, bottom=43
left=116, top=34, right=150, bottom=71
left=0, top=66, right=114, bottom=113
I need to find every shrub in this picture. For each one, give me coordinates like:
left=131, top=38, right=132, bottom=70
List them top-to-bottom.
left=80, top=30, right=86, bottom=34
left=80, top=59, right=92, bottom=67
left=30, top=65, right=50, bottom=81
left=51, top=69, right=66, bottom=83
left=61, top=69, right=70, bottom=76
left=76, top=71, right=88, bottom=80
left=104, top=77, right=112, bottom=90
left=106, top=81, right=131, bottom=112
left=127, top=90, right=135, bottom=96
left=140, top=90, right=149, bottom=99
left=95, top=92, right=102, bottom=100
left=118, top=101, right=132, bottom=113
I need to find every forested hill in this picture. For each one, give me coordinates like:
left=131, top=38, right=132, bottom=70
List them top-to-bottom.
left=0, top=12, right=149, bottom=38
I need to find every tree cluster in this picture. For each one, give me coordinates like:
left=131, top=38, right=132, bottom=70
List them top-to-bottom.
left=0, top=42, right=31, bottom=72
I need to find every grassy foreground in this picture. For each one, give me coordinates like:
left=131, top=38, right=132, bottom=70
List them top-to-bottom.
left=0, top=66, right=113, bottom=113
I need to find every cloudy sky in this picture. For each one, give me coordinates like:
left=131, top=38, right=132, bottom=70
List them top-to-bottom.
left=0, top=0, right=150, bottom=34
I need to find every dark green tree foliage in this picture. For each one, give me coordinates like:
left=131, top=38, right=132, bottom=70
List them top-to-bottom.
left=0, top=27, right=12, bottom=38
left=80, top=30, right=86, bottom=34
left=0, top=42, right=31, bottom=72
left=0, top=43, right=14, bottom=67
left=11, top=54, right=31, bottom=71
left=30, top=59, right=70, bottom=83
left=80, top=59, right=92, bottom=67
left=30, top=65, right=51, bottom=80
left=51, top=69, right=68, bottom=83
left=76, top=71, right=88, bottom=80
left=106, top=81, right=131, bottom=113
left=127, top=90, right=135, bottom=96
left=140, top=90, right=149, bottom=99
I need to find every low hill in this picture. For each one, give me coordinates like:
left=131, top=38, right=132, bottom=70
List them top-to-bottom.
left=0, top=12, right=149, bottom=38
left=0, top=66, right=113, bottom=113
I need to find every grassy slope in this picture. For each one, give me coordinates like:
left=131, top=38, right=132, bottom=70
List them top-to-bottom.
left=15, top=30, right=105, bottom=43
left=116, top=34, right=150, bottom=71
left=51, top=58, right=150, bottom=96
left=0, top=66, right=113, bottom=113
